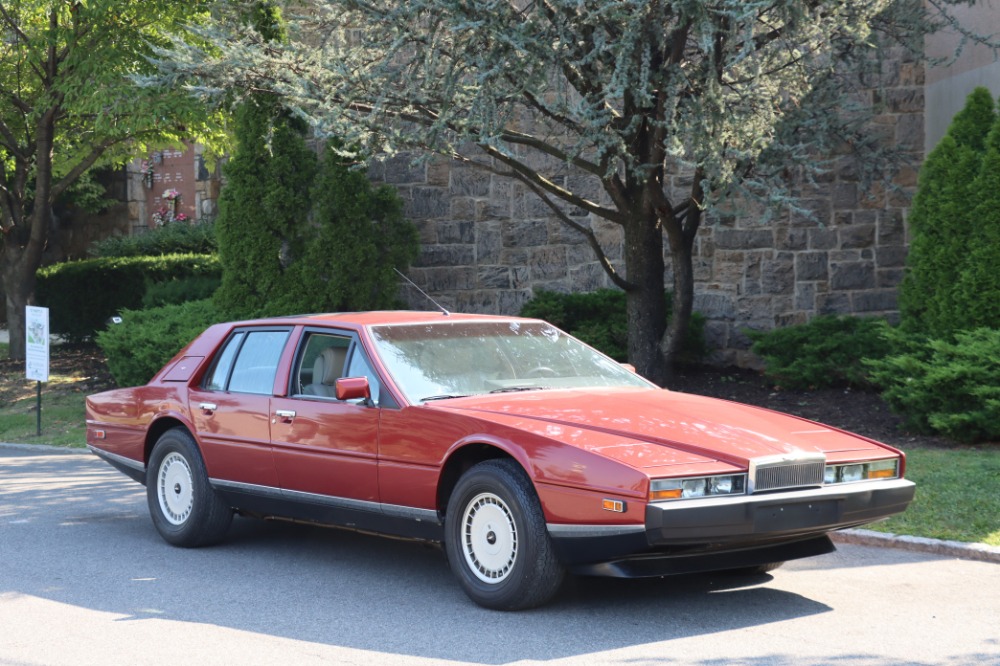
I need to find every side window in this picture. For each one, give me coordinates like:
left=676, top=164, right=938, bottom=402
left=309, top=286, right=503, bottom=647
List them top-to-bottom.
left=227, top=331, right=289, bottom=394
left=204, top=332, right=245, bottom=391
left=296, top=333, right=351, bottom=397
left=346, top=346, right=381, bottom=405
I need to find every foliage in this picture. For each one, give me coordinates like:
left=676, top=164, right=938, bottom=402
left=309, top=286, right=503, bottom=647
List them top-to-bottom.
left=0, top=0, right=228, bottom=359
left=150, top=0, right=990, bottom=383
left=899, top=87, right=997, bottom=335
left=212, top=96, right=318, bottom=320
left=952, top=114, right=1000, bottom=331
left=271, top=145, right=419, bottom=314
left=90, top=222, right=218, bottom=258
left=36, top=254, right=220, bottom=341
left=142, top=275, right=222, bottom=309
left=520, top=289, right=705, bottom=364
left=96, top=299, right=220, bottom=387
left=748, top=315, right=896, bottom=389
left=866, top=328, right=1000, bottom=443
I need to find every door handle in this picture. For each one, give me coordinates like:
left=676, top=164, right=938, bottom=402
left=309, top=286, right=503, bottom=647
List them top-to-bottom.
left=199, top=402, right=217, bottom=412
left=275, top=409, right=296, bottom=422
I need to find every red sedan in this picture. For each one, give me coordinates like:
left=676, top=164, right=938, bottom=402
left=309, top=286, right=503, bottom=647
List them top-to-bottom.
left=86, top=311, right=915, bottom=609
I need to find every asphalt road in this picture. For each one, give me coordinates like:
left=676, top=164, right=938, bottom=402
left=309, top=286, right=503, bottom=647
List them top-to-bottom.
left=1, top=446, right=998, bottom=666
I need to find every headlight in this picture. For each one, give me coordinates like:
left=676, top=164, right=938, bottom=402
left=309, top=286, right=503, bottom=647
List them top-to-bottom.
left=824, top=458, right=899, bottom=485
left=650, top=474, right=746, bottom=501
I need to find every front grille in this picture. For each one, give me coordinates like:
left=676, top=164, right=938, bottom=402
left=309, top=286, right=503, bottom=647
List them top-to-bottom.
left=749, top=453, right=826, bottom=493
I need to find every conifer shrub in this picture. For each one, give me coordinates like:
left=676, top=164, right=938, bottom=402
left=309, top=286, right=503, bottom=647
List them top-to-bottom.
left=899, top=87, right=999, bottom=335
left=213, top=95, right=318, bottom=320
left=271, top=144, right=419, bottom=314
left=90, top=221, right=217, bottom=258
left=35, top=254, right=220, bottom=341
left=142, top=275, right=222, bottom=308
left=520, top=289, right=705, bottom=363
left=96, top=299, right=220, bottom=387
left=747, top=315, right=894, bottom=389
left=866, top=328, right=1000, bottom=443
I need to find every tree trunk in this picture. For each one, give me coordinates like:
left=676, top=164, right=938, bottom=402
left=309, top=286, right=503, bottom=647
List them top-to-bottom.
left=623, top=215, right=669, bottom=386
left=660, top=225, right=697, bottom=384
left=2, top=245, right=34, bottom=360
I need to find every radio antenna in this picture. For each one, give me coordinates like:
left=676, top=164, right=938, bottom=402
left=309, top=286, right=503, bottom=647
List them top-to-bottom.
left=395, top=268, right=450, bottom=316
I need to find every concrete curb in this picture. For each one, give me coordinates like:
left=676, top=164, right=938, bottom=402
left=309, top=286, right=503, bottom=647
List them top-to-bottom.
left=0, top=441, right=90, bottom=454
left=3, top=441, right=998, bottom=565
left=832, top=528, right=1000, bottom=564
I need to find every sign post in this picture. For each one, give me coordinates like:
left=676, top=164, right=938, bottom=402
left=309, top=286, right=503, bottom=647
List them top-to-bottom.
left=25, top=306, right=50, bottom=437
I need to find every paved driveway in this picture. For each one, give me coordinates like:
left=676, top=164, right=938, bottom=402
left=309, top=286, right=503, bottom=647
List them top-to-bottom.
left=2, top=446, right=998, bottom=666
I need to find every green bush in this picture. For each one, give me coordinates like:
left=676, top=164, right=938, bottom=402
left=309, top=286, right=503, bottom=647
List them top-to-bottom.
left=900, top=87, right=1000, bottom=335
left=213, top=95, right=318, bottom=320
left=90, top=221, right=218, bottom=258
left=36, top=254, right=220, bottom=341
left=142, top=275, right=222, bottom=309
left=520, top=288, right=706, bottom=363
left=96, top=299, right=221, bottom=387
left=748, top=315, right=895, bottom=390
left=866, top=328, right=1000, bottom=443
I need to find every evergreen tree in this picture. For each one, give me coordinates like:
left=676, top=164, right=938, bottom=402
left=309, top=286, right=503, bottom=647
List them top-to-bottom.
left=899, top=87, right=996, bottom=335
left=213, top=96, right=318, bottom=319
left=953, top=115, right=1000, bottom=330
left=273, top=146, right=418, bottom=313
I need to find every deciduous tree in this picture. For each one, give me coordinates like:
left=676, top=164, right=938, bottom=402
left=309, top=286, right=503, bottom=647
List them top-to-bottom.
left=0, top=0, right=225, bottom=359
left=158, top=0, right=990, bottom=382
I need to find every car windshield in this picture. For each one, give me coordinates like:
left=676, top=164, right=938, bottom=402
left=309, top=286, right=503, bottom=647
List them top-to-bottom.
left=368, top=319, right=653, bottom=404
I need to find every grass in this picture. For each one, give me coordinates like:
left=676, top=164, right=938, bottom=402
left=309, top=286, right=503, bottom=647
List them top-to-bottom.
left=0, top=341, right=93, bottom=448
left=1, top=342, right=998, bottom=547
left=866, top=447, right=1000, bottom=547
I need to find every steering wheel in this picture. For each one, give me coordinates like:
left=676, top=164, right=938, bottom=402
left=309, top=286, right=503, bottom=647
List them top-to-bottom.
left=525, top=366, right=557, bottom=378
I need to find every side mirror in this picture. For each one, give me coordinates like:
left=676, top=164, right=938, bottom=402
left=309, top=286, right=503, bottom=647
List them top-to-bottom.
left=620, top=362, right=637, bottom=373
left=335, top=376, right=372, bottom=402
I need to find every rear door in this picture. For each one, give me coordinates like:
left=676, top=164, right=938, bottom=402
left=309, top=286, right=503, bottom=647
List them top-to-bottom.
left=188, top=327, right=290, bottom=489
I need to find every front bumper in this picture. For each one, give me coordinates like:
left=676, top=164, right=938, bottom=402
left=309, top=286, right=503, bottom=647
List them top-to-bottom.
left=550, top=478, right=915, bottom=577
left=645, top=478, right=915, bottom=545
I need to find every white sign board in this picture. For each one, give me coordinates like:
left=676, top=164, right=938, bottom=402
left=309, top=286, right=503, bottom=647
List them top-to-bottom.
left=25, top=306, right=49, bottom=382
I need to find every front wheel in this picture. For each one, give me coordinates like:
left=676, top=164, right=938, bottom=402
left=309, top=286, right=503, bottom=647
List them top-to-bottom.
left=147, top=428, right=232, bottom=547
left=445, top=459, right=565, bottom=610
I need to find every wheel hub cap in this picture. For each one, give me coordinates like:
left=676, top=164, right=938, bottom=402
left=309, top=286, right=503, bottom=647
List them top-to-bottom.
left=158, top=452, right=194, bottom=526
left=462, top=493, right=517, bottom=584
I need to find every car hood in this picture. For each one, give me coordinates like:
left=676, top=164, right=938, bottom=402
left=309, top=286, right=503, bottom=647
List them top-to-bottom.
left=433, top=388, right=890, bottom=469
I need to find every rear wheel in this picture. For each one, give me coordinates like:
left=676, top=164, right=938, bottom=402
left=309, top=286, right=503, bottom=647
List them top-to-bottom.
left=147, top=428, right=232, bottom=547
left=445, top=459, right=565, bottom=610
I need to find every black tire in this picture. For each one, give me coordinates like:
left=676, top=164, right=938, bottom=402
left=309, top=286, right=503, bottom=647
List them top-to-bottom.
left=147, top=427, right=232, bottom=547
left=444, top=459, right=565, bottom=610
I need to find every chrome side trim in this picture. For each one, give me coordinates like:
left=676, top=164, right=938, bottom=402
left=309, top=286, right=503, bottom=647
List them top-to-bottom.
left=88, top=445, right=146, bottom=473
left=208, top=478, right=441, bottom=524
left=210, top=478, right=284, bottom=500
left=547, top=523, right=646, bottom=538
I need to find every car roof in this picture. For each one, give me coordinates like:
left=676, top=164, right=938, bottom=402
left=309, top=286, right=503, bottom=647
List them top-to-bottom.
left=233, top=311, right=539, bottom=329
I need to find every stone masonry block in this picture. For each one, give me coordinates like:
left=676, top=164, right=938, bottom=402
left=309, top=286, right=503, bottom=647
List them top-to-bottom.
left=796, top=252, right=829, bottom=281
left=830, top=262, right=876, bottom=291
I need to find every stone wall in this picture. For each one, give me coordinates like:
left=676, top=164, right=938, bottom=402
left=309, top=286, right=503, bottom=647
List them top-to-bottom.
left=369, top=63, right=923, bottom=366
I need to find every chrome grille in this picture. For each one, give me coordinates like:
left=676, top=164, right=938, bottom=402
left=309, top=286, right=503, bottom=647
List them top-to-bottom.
left=749, top=452, right=826, bottom=493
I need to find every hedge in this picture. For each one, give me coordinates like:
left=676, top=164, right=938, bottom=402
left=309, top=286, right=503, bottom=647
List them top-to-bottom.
left=36, top=253, right=220, bottom=341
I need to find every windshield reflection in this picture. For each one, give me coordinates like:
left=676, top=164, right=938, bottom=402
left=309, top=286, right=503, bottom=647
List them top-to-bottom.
left=369, top=320, right=653, bottom=404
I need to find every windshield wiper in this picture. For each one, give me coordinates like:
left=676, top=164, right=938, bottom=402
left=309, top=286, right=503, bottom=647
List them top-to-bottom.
left=489, top=386, right=547, bottom=394
left=420, top=394, right=471, bottom=402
